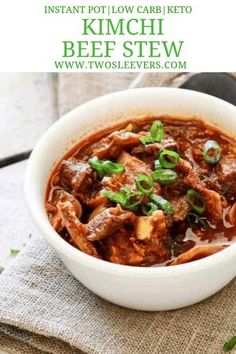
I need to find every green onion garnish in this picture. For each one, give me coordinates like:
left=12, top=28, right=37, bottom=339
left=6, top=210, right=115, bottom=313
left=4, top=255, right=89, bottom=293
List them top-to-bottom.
left=140, top=120, right=164, bottom=145
left=150, top=120, right=164, bottom=142
left=140, top=133, right=154, bottom=145
left=203, top=140, right=221, bottom=165
left=159, top=149, right=180, bottom=169
left=88, top=156, right=125, bottom=178
left=152, top=169, right=178, bottom=185
left=135, top=174, right=154, bottom=196
left=101, top=188, right=142, bottom=211
left=187, top=189, right=205, bottom=216
left=150, top=194, right=175, bottom=215
left=142, top=202, right=158, bottom=216
left=10, top=248, right=20, bottom=256
left=0, top=266, right=4, bottom=274
left=223, top=336, right=236, bottom=352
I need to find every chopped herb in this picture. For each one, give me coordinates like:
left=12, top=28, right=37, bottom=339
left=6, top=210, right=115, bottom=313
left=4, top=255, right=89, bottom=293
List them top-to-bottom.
left=140, top=120, right=164, bottom=145
left=149, top=120, right=164, bottom=142
left=140, top=133, right=154, bottom=145
left=203, top=140, right=221, bottom=165
left=159, top=149, right=180, bottom=169
left=88, top=156, right=125, bottom=178
left=152, top=168, right=178, bottom=185
left=135, top=174, right=154, bottom=196
left=101, top=188, right=142, bottom=211
left=187, top=189, right=205, bottom=216
left=150, top=194, right=175, bottom=215
left=141, top=202, right=158, bottom=216
left=28, top=233, right=32, bottom=239
left=10, top=248, right=20, bottom=256
left=0, top=266, right=4, bottom=274
left=223, top=336, right=236, bottom=351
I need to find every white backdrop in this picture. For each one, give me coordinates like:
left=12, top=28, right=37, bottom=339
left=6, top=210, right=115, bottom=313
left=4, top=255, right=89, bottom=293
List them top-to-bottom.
left=0, top=0, right=235, bottom=72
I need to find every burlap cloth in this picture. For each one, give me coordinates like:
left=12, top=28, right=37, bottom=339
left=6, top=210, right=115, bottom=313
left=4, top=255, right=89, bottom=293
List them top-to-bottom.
left=1, top=73, right=236, bottom=353
left=0, top=234, right=236, bottom=354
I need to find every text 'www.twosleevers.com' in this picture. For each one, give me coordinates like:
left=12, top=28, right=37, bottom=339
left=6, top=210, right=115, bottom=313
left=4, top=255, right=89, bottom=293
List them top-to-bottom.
left=54, top=60, right=187, bottom=70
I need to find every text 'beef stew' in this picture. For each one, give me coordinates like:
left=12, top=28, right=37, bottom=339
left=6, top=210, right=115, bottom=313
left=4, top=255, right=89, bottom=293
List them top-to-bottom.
left=46, top=117, right=236, bottom=266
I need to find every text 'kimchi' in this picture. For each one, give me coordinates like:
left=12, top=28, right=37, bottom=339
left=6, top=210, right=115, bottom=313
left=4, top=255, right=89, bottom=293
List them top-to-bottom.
left=46, top=117, right=236, bottom=266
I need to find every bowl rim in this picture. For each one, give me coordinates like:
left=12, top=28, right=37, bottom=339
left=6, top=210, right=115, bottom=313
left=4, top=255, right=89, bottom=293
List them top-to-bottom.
left=24, top=87, right=236, bottom=278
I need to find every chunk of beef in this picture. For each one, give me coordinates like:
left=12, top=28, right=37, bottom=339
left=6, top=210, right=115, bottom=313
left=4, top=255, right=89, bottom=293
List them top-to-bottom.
left=92, top=125, right=141, bottom=159
left=184, top=146, right=211, bottom=176
left=117, top=151, right=153, bottom=179
left=217, top=155, right=236, bottom=199
left=58, top=158, right=95, bottom=194
left=176, top=158, right=202, bottom=189
left=161, top=159, right=201, bottom=197
left=177, top=159, right=223, bottom=224
left=201, top=174, right=222, bottom=193
left=197, top=186, right=223, bottom=225
left=47, top=190, right=82, bottom=232
left=80, top=192, right=108, bottom=208
left=171, top=196, right=191, bottom=222
left=57, top=200, right=100, bottom=258
left=46, top=202, right=62, bottom=231
left=226, top=202, right=236, bottom=226
left=88, top=204, right=107, bottom=221
left=87, top=205, right=137, bottom=241
left=135, top=210, right=166, bottom=240
left=104, top=211, right=169, bottom=266
left=105, top=232, right=169, bottom=266
left=168, top=245, right=226, bottom=265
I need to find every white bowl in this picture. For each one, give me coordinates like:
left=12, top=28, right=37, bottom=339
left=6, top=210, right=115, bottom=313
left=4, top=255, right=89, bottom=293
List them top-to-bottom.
left=24, top=87, right=236, bottom=311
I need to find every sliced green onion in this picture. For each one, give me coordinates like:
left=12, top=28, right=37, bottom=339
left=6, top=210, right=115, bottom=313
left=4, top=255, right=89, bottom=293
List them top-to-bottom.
left=140, top=120, right=164, bottom=145
left=150, top=120, right=164, bottom=142
left=140, top=133, right=153, bottom=145
left=203, top=140, right=221, bottom=165
left=159, top=149, right=180, bottom=169
left=88, top=156, right=125, bottom=178
left=88, top=156, right=104, bottom=177
left=102, top=160, right=125, bottom=174
left=152, top=169, right=178, bottom=185
left=135, top=174, right=154, bottom=196
left=101, top=188, right=142, bottom=211
left=120, top=188, right=143, bottom=210
left=101, top=189, right=125, bottom=204
left=101, top=189, right=126, bottom=206
left=187, top=189, right=205, bottom=216
left=150, top=194, right=175, bottom=215
left=141, top=202, right=158, bottom=216
left=10, top=248, right=20, bottom=256
left=0, top=265, right=4, bottom=274
left=223, top=336, right=236, bottom=352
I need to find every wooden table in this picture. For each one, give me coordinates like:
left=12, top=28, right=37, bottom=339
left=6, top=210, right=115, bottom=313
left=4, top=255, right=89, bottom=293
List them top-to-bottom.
left=0, top=72, right=142, bottom=268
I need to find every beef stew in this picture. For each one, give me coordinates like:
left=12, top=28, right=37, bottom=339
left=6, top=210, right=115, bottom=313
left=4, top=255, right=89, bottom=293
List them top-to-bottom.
left=46, top=116, right=236, bottom=266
